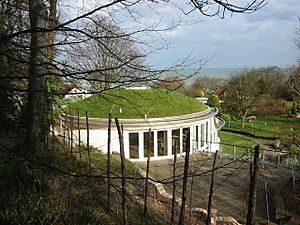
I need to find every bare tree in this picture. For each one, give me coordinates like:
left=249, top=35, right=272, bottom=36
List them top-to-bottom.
left=0, top=0, right=266, bottom=151
left=66, top=16, right=145, bottom=92
left=294, top=17, right=300, bottom=61
left=287, top=66, right=300, bottom=101
left=223, top=69, right=261, bottom=127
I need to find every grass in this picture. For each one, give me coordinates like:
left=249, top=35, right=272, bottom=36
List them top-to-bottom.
left=66, top=88, right=208, bottom=119
left=222, top=115, right=300, bottom=141
left=219, top=131, right=256, bottom=157
left=0, top=138, right=170, bottom=225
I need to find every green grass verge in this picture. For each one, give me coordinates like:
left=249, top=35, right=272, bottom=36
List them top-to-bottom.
left=66, top=88, right=208, bottom=119
left=222, top=115, right=300, bottom=141
left=219, top=132, right=256, bottom=157
left=0, top=139, right=168, bottom=225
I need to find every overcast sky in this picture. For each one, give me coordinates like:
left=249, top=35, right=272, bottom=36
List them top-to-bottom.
left=126, top=0, right=300, bottom=69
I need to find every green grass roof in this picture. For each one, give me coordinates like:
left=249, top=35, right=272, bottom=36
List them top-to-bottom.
left=67, top=88, right=208, bottom=119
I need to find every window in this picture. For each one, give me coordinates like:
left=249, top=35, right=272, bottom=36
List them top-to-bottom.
left=206, top=121, right=209, bottom=144
left=200, top=124, right=204, bottom=147
left=192, top=126, right=199, bottom=150
left=172, top=129, right=180, bottom=154
left=158, top=130, right=168, bottom=156
left=144, top=131, right=154, bottom=157
left=129, top=133, right=139, bottom=159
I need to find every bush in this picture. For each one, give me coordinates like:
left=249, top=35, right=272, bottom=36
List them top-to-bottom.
left=257, top=107, right=287, bottom=115
left=221, top=113, right=232, bottom=121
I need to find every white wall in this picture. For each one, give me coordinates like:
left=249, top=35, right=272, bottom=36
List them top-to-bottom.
left=62, top=109, right=223, bottom=160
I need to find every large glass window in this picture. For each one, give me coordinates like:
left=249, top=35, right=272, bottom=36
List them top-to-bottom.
left=206, top=121, right=209, bottom=144
left=200, top=124, right=204, bottom=147
left=192, top=126, right=199, bottom=150
left=182, top=128, right=190, bottom=152
left=172, top=129, right=180, bottom=154
left=158, top=130, right=168, bottom=156
left=144, top=131, right=154, bottom=157
left=129, top=133, right=139, bottom=159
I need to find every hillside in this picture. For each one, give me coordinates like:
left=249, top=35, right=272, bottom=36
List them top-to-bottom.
left=0, top=137, right=204, bottom=225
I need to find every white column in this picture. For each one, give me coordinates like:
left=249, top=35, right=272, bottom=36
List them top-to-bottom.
left=167, top=129, right=172, bottom=156
left=154, top=130, right=158, bottom=157
left=123, top=131, right=130, bottom=158
left=138, top=131, right=144, bottom=159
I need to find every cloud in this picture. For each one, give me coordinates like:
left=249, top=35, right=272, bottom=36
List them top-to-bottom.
left=67, top=0, right=299, bottom=68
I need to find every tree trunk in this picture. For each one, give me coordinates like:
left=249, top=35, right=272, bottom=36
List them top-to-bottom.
left=26, top=0, right=48, bottom=153
left=241, top=116, right=245, bottom=127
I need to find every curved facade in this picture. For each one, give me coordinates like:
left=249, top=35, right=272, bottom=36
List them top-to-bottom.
left=60, top=107, right=224, bottom=160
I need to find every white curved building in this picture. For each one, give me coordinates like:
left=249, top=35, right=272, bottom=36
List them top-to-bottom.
left=61, top=88, right=225, bottom=160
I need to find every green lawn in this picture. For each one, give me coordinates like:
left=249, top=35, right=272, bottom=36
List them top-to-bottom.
left=65, top=88, right=208, bottom=119
left=222, top=115, right=300, bottom=141
left=219, top=132, right=256, bottom=157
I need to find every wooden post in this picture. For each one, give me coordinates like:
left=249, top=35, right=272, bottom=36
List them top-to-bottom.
left=77, top=108, right=81, bottom=159
left=86, top=111, right=91, bottom=171
left=107, top=113, right=112, bottom=213
left=68, top=115, right=71, bottom=147
left=70, top=116, right=73, bottom=156
left=115, top=118, right=127, bottom=225
left=63, top=121, right=66, bottom=146
left=144, top=128, right=151, bottom=218
left=178, top=133, right=190, bottom=225
left=170, top=138, right=178, bottom=225
left=246, top=145, right=260, bottom=225
left=233, top=146, right=236, bottom=159
left=206, top=150, right=218, bottom=225
left=262, top=150, right=265, bottom=169
left=189, top=156, right=194, bottom=224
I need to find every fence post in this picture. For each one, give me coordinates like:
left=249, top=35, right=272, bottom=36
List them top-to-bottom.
left=77, top=108, right=81, bottom=159
left=85, top=111, right=91, bottom=171
left=107, top=113, right=112, bottom=213
left=70, top=116, right=73, bottom=156
left=115, top=118, right=127, bottom=225
left=61, top=119, right=65, bottom=145
left=144, top=128, right=151, bottom=218
left=178, top=133, right=190, bottom=225
left=170, top=138, right=178, bottom=225
left=246, top=145, right=260, bottom=225
left=233, top=146, right=236, bottom=160
left=206, top=150, right=218, bottom=225
left=262, top=150, right=265, bottom=169
left=189, top=156, right=195, bottom=224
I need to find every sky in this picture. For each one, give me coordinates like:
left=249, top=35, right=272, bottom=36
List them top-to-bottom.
left=122, top=0, right=300, bottom=69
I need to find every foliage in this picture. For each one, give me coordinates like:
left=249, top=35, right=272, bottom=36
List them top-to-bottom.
left=66, top=88, right=208, bottom=119
left=206, top=94, right=221, bottom=111
left=0, top=138, right=170, bottom=225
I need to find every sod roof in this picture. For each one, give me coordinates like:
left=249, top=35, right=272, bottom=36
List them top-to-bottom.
left=67, top=88, right=208, bottom=119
